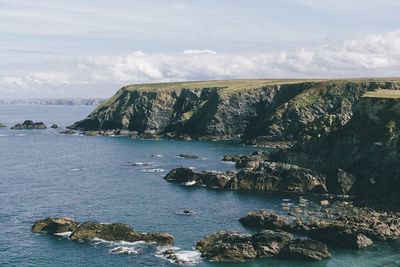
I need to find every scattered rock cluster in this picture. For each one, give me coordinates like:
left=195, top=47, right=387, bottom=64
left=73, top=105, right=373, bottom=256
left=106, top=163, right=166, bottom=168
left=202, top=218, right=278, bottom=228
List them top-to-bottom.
left=11, top=120, right=47, bottom=129
left=164, top=161, right=327, bottom=193
left=32, top=217, right=174, bottom=246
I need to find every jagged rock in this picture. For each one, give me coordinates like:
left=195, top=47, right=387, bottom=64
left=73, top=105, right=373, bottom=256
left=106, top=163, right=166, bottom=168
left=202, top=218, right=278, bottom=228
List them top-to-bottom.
left=11, top=120, right=47, bottom=129
left=0, top=122, right=6, bottom=128
left=50, top=124, right=58, bottom=129
left=235, top=151, right=269, bottom=169
left=176, top=154, right=201, bottom=159
left=222, top=154, right=243, bottom=162
left=231, top=162, right=327, bottom=193
left=164, top=168, right=234, bottom=188
left=336, top=169, right=356, bottom=195
left=239, top=210, right=289, bottom=230
left=31, top=217, right=79, bottom=233
left=69, top=222, right=142, bottom=242
left=308, top=224, right=373, bottom=249
left=196, top=230, right=329, bottom=263
left=251, top=230, right=293, bottom=257
left=196, top=231, right=257, bottom=262
left=140, top=232, right=174, bottom=246
left=279, top=239, right=331, bottom=261
left=161, top=249, right=190, bottom=265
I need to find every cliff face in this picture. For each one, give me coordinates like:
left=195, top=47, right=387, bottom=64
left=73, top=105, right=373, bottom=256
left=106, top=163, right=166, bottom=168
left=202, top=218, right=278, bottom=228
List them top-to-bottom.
left=71, top=79, right=398, bottom=142
left=274, top=96, right=400, bottom=197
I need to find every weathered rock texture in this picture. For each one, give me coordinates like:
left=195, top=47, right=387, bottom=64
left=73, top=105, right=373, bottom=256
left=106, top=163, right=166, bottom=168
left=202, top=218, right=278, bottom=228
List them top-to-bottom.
left=71, top=79, right=399, bottom=142
left=196, top=230, right=330, bottom=262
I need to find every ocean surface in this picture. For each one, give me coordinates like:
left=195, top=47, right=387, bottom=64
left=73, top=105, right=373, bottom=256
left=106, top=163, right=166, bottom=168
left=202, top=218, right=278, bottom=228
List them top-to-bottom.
left=0, top=105, right=399, bottom=267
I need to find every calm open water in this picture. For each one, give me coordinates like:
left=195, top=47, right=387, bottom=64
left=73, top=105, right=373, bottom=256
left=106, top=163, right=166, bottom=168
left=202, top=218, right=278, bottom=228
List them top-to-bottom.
left=0, top=105, right=399, bottom=267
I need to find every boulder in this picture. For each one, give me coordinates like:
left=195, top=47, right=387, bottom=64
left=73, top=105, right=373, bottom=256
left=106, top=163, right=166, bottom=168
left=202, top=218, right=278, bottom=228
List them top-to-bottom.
left=0, top=122, right=6, bottom=128
left=50, top=124, right=58, bottom=129
left=164, top=168, right=234, bottom=188
left=336, top=169, right=356, bottom=195
left=239, top=210, right=289, bottom=230
left=31, top=217, right=79, bottom=233
left=69, top=222, right=142, bottom=242
left=308, top=225, right=373, bottom=249
left=251, top=230, right=293, bottom=257
left=196, top=231, right=257, bottom=262
left=141, top=232, right=175, bottom=246
left=279, top=239, right=331, bottom=261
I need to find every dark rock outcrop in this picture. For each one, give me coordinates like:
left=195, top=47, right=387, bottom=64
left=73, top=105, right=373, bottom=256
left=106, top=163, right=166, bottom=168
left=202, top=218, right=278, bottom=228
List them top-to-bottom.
left=11, top=120, right=47, bottom=129
left=0, top=122, right=6, bottom=128
left=50, top=124, right=58, bottom=129
left=176, top=154, right=201, bottom=159
left=164, top=167, right=234, bottom=188
left=31, top=217, right=79, bottom=233
left=32, top=218, right=174, bottom=246
left=69, top=222, right=142, bottom=242
left=196, top=230, right=328, bottom=263
left=279, top=239, right=331, bottom=261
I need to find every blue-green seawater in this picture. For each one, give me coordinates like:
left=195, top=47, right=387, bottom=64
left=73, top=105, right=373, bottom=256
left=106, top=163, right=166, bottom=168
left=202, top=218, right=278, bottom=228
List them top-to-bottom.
left=0, top=105, right=399, bottom=267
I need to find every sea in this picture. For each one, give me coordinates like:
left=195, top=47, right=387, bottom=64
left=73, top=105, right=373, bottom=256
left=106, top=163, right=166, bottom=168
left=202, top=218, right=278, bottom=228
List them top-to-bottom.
left=0, top=104, right=399, bottom=267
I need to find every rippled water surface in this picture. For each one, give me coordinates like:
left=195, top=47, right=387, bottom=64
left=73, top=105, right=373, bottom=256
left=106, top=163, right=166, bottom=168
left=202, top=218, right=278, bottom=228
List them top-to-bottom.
left=0, top=105, right=399, bottom=267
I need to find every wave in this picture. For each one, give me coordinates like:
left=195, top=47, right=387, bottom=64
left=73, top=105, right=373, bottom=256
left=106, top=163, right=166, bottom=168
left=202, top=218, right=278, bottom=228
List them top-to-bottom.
left=131, top=162, right=153, bottom=166
left=142, top=168, right=165, bottom=173
left=183, top=181, right=196, bottom=186
left=53, top=231, right=72, bottom=238
left=109, top=246, right=143, bottom=255
left=156, top=246, right=201, bottom=265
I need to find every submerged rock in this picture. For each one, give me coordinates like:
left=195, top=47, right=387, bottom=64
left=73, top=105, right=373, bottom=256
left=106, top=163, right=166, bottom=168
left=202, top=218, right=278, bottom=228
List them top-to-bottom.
left=11, top=120, right=47, bottom=129
left=176, top=154, right=201, bottom=159
left=31, top=217, right=79, bottom=233
left=279, top=239, right=331, bottom=261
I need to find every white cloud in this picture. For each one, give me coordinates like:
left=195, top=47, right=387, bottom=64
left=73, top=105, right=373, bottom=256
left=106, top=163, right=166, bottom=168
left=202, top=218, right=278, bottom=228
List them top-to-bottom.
left=1, top=30, right=400, bottom=98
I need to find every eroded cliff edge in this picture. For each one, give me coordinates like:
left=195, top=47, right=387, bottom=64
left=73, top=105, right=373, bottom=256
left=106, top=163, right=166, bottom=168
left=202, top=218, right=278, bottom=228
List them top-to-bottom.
left=71, top=79, right=399, bottom=144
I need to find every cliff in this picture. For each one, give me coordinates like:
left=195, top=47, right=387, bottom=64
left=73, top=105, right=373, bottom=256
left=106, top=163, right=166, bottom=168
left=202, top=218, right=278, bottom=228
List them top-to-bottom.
left=70, top=79, right=400, bottom=143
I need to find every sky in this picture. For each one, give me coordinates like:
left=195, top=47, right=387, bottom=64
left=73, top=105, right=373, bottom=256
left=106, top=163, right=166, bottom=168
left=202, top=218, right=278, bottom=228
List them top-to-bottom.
left=1, top=0, right=400, bottom=99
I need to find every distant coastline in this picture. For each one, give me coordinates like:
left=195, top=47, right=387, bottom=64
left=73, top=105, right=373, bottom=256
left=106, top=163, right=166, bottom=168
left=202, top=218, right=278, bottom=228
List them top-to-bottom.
left=0, top=98, right=104, bottom=106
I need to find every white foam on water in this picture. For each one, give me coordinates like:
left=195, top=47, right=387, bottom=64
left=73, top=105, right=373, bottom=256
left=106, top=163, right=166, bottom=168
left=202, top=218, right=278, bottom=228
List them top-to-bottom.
left=0, top=134, right=8, bottom=137
left=16, top=134, right=26, bottom=136
left=151, top=154, right=163, bottom=158
left=221, top=161, right=235, bottom=165
left=132, top=162, right=153, bottom=166
left=188, top=167, right=196, bottom=170
left=70, top=168, right=80, bottom=172
left=141, top=168, right=165, bottom=173
left=184, top=181, right=196, bottom=186
left=282, top=198, right=291, bottom=202
left=54, top=231, right=72, bottom=238
left=91, top=237, right=146, bottom=247
left=109, top=246, right=142, bottom=255
left=156, top=247, right=201, bottom=265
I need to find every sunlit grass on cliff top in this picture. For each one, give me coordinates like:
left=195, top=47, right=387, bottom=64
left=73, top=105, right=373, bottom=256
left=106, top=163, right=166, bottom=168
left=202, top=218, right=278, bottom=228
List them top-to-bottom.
left=121, top=78, right=400, bottom=95
left=362, top=89, right=400, bottom=99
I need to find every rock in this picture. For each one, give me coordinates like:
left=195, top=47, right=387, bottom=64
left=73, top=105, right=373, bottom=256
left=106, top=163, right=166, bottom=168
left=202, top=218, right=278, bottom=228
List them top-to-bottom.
left=11, top=120, right=47, bottom=129
left=0, top=122, right=6, bottom=128
left=50, top=124, right=58, bottom=129
left=59, top=129, right=77, bottom=135
left=176, top=154, right=201, bottom=159
left=222, top=154, right=243, bottom=162
left=164, top=168, right=234, bottom=188
left=336, top=169, right=356, bottom=195
left=320, top=200, right=329, bottom=206
left=176, top=209, right=194, bottom=216
left=239, top=210, right=289, bottom=230
left=31, top=217, right=79, bottom=233
left=69, top=222, right=142, bottom=242
left=308, top=225, right=373, bottom=249
left=251, top=230, right=293, bottom=257
left=196, top=231, right=257, bottom=262
left=140, top=232, right=174, bottom=246
left=279, top=239, right=331, bottom=261
left=161, top=249, right=189, bottom=265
